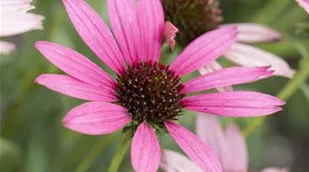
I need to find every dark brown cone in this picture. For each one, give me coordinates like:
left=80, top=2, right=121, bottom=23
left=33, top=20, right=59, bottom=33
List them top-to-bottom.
left=162, top=0, right=223, bottom=46
left=116, top=61, right=185, bottom=133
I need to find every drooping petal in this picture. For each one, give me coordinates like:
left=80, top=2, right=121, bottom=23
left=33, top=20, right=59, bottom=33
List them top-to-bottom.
left=0, top=0, right=34, bottom=12
left=62, top=0, right=126, bottom=74
left=107, top=0, right=141, bottom=65
left=137, top=0, right=164, bottom=62
left=296, top=0, right=309, bottom=14
left=0, top=11, right=43, bottom=37
left=164, top=21, right=179, bottom=51
left=222, top=23, right=281, bottom=43
left=170, top=27, right=237, bottom=76
left=0, top=41, right=15, bottom=55
left=35, top=41, right=116, bottom=89
left=223, top=43, right=295, bottom=78
left=199, top=61, right=233, bottom=92
left=182, top=66, right=273, bottom=94
left=35, top=74, right=117, bottom=102
left=182, top=91, right=285, bottom=117
left=63, top=102, right=131, bottom=135
left=196, top=113, right=229, bottom=169
left=165, top=121, right=222, bottom=172
left=131, top=122, right=161, bottom=172
left=224, top=124, right=248, bottom=171
left=160, top=149, right=203, bottom=172
left=261, top=167, right=289, bottom=172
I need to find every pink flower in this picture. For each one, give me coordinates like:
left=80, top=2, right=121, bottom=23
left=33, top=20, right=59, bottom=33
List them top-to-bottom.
left=0, top=0, right=44, bottom=55
left=35, top=0, right=285, bottom=171
left=296, top=0, right=309, bottom=13
left=161, top=114, right=288, bottom=172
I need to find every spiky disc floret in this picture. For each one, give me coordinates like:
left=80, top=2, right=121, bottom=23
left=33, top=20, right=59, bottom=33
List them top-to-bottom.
left=162, top=0, right=223, bottom=46
left=116, top=61, right=185, bottom=133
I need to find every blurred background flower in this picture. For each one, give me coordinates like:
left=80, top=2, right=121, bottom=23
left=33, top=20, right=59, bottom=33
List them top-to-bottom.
left=0, top=0, right=308, bottom=172
left=0, top=0, right=44, bottom=55
left=162, top=0, right=295, bottom=78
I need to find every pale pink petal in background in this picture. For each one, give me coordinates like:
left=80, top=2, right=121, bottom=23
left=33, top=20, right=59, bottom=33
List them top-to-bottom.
left=0, top=0, right=34, bottom=12
left=0, top=0, right=43, bottom=55
left=62, top=0, right=126, bottom=74
left=107, top=0, right=141, bottom=65
left=137, top=0, right=164, bottom=62
left=296, top=0, right=309, bottom=14
left=0, top=12, right=43, bottom=37
left=164, top=21, right=179, bottom=51
left=222, top=23, right=281, bottom=43
left=170, top=27, right=237, bottom=76
left=0, top=41, right=16, bottom=55
left=35, top=41, right=116, bottom=88
left=223, top=43, right=295, bottom=78
left=199, top=61, right=233, bottom=92
left=181, top=66, right=273, bottom=94
left=34, top=74, right=117, bottom=102
left=182, top=91, right=285, bottom=117
left=63, top=102, right=131, bottom=135
left=196, top=114, right=229, bottom=169
left=165, top=121, right=222, bottom=172
left=131, top=122, right=161, bottom=172
left=224, top=124, right=248, bottom=171
left=160, top=149, right=203, bottom=172
left=261, top=167, right=289, bottom=172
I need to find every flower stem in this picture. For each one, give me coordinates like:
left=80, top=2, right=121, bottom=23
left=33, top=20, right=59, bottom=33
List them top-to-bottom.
left=243, top=58, right=309, bottom=137
left=107, top=132, right=132, bottom=172
left=75, top=134, right=116, bottom=172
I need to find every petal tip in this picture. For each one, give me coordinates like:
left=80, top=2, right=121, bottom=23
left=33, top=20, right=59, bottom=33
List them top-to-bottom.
left=164, top=21, right=179, bottom=51
left=34, top=41, right=46, bottom=49
left=34, top=75, right=44, bottom=84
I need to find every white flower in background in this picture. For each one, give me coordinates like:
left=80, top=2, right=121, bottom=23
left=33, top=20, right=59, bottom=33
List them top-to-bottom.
left=0, top=0, right=44, bottom=55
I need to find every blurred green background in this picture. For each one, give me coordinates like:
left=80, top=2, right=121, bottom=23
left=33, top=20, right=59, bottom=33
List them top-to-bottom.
left=0, top=0, right=308, bottom=171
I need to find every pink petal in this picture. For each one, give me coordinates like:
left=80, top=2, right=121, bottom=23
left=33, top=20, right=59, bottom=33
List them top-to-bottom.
left=1, top=0, right=34, bottom=12
left=62, top=0, right=126, bottom=74
left=107, top=0, right=141, bottom=65
left=137, top=0, right=164, bottom=62
left=296, top=0, right=309, bottom=14
left=0, top=11, right=43, bottom=37
left=164, top=21, right=179, bottom=51
left=222, top=23, right=281, bottom=43
left=169, top=27, right=237, bottom=76
left=0, top=41, right=15, bottom=55
left=35, top=41, right=116, bottom=89
left=223, top=43, right=295, bottom=78
left=199, top=61, right=233, bottom=92
left=182, top=66, right=273, bottom=94
left=34, top=74, right=117, bottom=102
left=182, top=91, right=285, bottom=117
left=63, top=102, right=131, bottom=135
left=196, top=113, right=229, bottom=169
left=165, top=121, right=222, bottom=172
left=131, top=122, right=161, bottom=172
left=224, top=124, right=248, bottom=171
left=161, top=149, right=203, bottom=172
left=261, top=167, right=289, bottom=172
